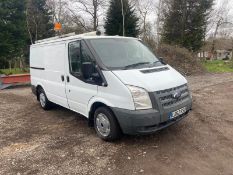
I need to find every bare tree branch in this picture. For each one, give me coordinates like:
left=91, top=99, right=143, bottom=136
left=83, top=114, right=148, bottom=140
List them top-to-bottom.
left=70, top=0, right=107, bottom=31
left=68, top=8, right=90, bottom=31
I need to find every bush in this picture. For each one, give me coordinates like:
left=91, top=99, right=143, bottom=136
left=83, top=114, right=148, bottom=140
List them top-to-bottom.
left=155, top=44, right=205, bottom=76
left=202, top=60, right=233, bottom=72
left=0, top=68, right=29, bottom=75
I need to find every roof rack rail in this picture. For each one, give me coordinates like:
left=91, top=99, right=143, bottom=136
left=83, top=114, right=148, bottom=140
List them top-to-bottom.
left=35, top=31, right=102, bottom=44
left=35, top=32, right=76, bottom=44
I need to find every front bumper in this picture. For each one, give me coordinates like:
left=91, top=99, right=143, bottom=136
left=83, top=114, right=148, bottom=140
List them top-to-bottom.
left=111, top=99, right=192, bottom=135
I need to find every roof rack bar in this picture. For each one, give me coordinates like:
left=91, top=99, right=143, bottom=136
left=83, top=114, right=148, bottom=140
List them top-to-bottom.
left=35, top=31, right=101, bottom=44
left=35, top=32, right=76, bottom=44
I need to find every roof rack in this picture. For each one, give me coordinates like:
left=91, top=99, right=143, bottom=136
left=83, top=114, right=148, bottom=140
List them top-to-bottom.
left=35, top=31, right=101, bottom=44
left=35, top=32, right=75, bottom=44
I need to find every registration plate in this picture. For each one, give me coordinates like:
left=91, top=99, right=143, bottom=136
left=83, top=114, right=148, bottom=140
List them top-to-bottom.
left=169, top=107, right=187, bottom=119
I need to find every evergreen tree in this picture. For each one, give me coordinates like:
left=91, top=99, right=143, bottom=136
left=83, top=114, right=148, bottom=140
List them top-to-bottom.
left=0, top=0, right=27, bottom=68
left=26, top=0, right=54, bottom=44
left=104, top=0, right=139, bottom=37
left=162, top=0, right=213, bottom=52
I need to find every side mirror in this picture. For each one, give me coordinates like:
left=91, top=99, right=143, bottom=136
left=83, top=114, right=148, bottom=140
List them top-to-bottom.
left=159, top=57, right=167, bottom=65
left=81, top=62, right=95, bottom=80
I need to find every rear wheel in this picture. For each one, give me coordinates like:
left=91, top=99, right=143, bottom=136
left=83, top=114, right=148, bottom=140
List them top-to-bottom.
left=38, top=88, right=52, bottom=110
left=94, top=107, right=122, bottom=141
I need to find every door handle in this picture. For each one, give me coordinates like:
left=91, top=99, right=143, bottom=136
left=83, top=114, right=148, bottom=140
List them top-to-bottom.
left=61, top=75, right=65, bottom=82
left=67, top=76, right=70, bottom=83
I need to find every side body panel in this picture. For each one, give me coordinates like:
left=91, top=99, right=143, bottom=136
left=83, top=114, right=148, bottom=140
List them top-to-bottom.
left=30, top=43, right=68, bottom=108
left=30, top=45, right=46, bottom=90
left=95, top=71, right=135, bottom=110
left=65, top=75, right=98, bottom=117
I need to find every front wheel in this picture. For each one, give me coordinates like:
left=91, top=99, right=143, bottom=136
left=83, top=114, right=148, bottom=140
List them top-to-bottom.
left=94, top=107, right=122, bottom=141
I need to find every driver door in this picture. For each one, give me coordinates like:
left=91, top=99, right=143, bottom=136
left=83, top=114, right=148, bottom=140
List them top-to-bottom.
left=65, top=40, right=98, bottom=117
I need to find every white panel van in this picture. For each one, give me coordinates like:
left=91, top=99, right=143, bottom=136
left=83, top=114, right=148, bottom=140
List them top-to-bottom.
left=30, top=32, right=192, bottom=141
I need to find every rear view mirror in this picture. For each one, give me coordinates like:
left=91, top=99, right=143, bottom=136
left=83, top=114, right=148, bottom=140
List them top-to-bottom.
left=159, top=57, right=167, bottom=65
left=81, top=62, right=95, bottom=79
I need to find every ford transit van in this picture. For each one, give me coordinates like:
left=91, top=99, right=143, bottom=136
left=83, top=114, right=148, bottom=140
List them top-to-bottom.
left=30, top=32, right=192, bottom=141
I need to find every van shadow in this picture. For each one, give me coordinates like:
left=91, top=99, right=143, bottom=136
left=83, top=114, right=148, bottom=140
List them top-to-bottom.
left=50, top=104, right=192, bottom=146
left=51, top=104, right=88, bottom=121
left=114, top=117, right=192, bottom=146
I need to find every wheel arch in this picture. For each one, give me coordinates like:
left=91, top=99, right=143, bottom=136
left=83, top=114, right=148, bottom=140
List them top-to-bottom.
left=35, top=83, right=45, bottom=101
left=88, top=98, right=115, bottom=127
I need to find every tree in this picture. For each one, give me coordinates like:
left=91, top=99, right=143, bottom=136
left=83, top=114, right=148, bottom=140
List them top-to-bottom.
left=0, top=0, right=27, bottom=69
left=26, top=0, right=54, bottom=44
left=47, top=0, right=85, bottom=34
left=47, top=0, right=67, bottom=23
left=70, top=0, right=107, bottom=31
left=104, top=0, right=139, bottom=37
left=134, top=0, right=155, bottom=40
left=155, top=0, right=170, bottom=48
left=161, top=0, right=213, bottom=52
left=207, top=0, right=233, bottom=59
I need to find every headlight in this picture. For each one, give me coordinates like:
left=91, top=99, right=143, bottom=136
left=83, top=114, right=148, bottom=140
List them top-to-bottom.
left=127, top=85, right=152, bottom=110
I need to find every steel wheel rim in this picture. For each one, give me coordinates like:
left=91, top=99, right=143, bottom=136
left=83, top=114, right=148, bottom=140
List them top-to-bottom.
left=39, top=93, right=46, bottom=108
left=96, top=113, right=111, bottom=137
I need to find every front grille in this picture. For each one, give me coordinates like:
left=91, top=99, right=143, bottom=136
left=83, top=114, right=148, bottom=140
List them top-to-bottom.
left=156, top=84, right=190, bottom=108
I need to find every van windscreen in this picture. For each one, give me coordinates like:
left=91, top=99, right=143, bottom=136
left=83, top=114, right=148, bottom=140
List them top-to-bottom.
left=89, top=38, right=161, bottom=70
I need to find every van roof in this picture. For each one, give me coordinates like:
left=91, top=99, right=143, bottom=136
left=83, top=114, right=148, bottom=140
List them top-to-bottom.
left=32, top=32, right=137, bottom=46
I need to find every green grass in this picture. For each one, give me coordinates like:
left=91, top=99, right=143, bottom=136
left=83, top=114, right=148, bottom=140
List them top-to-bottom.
left=202, top=60, right=233, bottom=73
left=0, top=68, right=29, bottom=75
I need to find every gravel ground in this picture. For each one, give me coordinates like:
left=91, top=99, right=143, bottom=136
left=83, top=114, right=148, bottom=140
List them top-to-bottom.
left=0, top=73, right=233, bottom=175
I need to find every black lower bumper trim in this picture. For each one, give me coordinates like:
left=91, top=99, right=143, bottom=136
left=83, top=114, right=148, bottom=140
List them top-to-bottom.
left=111, top=103, right=192, bottom=135
left=137, top=111, right=189, bottom=134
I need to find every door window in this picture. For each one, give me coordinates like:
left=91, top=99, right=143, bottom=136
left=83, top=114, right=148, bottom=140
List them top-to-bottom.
left=68, top=40, right=99, bottom=83
left=69, top=41, right=81, bottom=75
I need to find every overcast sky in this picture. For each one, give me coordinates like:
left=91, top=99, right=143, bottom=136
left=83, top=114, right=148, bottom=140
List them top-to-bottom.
left=69, top=0, right=233, bottom=36
left=146, top=0, right=233, bottom=36
left=147, top=0, right=233, bottom=21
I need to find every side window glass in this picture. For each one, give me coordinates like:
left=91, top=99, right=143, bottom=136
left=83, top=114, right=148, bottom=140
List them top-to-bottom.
left=69, top=40, right=101, bottom=84
left=69, top=41, right=81, bottom=74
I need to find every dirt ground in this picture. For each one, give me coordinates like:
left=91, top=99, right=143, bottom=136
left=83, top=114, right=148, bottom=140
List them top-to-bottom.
left=0, top=73, right=233, bottom=175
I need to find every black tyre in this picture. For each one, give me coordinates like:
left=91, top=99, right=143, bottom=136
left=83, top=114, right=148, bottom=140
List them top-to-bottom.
left=38, top=88, right=52, bottom=110
left=94, top=107, right=122, bottom=141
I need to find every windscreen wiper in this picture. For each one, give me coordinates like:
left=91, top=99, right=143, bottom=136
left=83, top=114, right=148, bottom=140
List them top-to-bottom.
left=147, top=60, right=163, bottom=68
left=153, top=61, right=161, bottom=64
left=123, top=62, right=151, bottom=69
